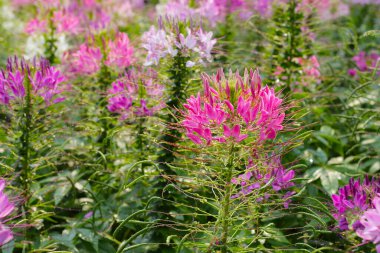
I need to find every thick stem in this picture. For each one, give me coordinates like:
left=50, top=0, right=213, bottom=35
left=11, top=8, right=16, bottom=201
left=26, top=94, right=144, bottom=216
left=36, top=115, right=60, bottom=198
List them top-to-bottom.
left=220, top=146, right=234, bottom=252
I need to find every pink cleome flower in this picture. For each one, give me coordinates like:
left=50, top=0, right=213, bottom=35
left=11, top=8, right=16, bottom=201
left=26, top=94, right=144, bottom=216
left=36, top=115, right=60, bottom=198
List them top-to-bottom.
left=53, top=9, right=82, bottom=35
left=24, top=18, right=47, bottom=35
left=141, top=21, right=216, bottom=67
left=64, top=32, right=134, bottom=76
left=105, top=32, right=134, bottom=69
left=349, top=51, right=380, bottom=77
left=0, top=57, right=65, bottom=106
left=182, top=68, right=285, bottom=146
left=231, top=155, right=295, bottom=208
left=331, top=177, right=380, bottom=231
left=357, top=196, right=380, bottom=252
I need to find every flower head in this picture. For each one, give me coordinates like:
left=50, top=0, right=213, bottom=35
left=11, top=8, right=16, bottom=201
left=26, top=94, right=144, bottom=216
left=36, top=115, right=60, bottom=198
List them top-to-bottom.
left=53, top=9, right=81, bottom=35
left=24, top=18, right=47, bottom=35
left=142, top=20, right=216, bottom=67
left=64, top=32, right=134, bottom=76
left=105, top=32, right=134, bottom=69
left=349, top=51, right=380, bottom=77
left=0, top=57, right=65, bottom=106
left=107, top=69, right=165, bottom=120
left=182, top=69, right=285, bottom=146
left=231, top=155, right=295, bottom=208
left=331, top=177, right=380, bottom=231
left=356, top=196, right=380, bottom=252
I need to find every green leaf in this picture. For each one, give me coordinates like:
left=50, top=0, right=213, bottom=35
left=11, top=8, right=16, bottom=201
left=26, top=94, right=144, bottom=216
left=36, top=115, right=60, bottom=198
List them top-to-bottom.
left=361, top=30, right=380, bottom=38
left=319, top=169, right=345, bottom=195
left=54, top=181, right=72, bottom=205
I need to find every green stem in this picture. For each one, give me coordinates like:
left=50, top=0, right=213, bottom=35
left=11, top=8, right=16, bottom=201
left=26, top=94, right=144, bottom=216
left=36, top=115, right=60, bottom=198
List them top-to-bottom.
left=285, top=0, right=297, bottom=92
left=44, top=9, right=57, bottom=64
left=97, top=41, right=112, bottom=163
left=150, top=53, right=191, bottom=248
left=157, top=53, right=190, bottom=176
left=18, top=70, right=33, bottom=250
left=20, top=72, right=32, bottom=205
left=136, top=117, right=146, bottom=174
left=220, top=146, right=234, bottom=252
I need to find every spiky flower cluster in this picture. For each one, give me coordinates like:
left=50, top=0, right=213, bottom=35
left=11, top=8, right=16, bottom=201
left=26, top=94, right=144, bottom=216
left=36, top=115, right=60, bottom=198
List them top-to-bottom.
left=23, top=0, right=117, bottom=36
left=141, top=21, right=216, bottom=68
left=64, top=32, right=134, bottom=75
left=0, top=57, right=65, bottom=106
left=107, top=69, right=165, bottom=120
left=182, top=69, right=285, bottom=146
left=231, top=155, right=295, bottom=208
left=332, top=177, right=380, bottom=230
left=332, top=177, right=380, bottom=252
left=0, top=179, right=15, bottom=246
left=356, top=196, right=380, bottom=253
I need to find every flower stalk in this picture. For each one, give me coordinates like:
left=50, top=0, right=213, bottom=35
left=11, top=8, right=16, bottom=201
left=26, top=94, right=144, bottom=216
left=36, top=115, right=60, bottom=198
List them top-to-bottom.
left=43, top=9, right=57, bottom=64
left=97, top=43, right=113, bottom=160
left=157, top=52, right=191, bottom=176
left=18, top=69, right=32, bottom=204
left=220, top=145, right=235, bottom=252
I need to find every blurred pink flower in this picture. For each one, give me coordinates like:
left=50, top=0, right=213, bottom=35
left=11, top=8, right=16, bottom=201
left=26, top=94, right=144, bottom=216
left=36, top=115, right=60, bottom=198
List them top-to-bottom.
left=53, top=9, right=81, bottom=35
left=24, top=18, right=47, bottom=34
left=105, top=32, right=134, bottom=69
left=68, top=43, right=102, bottom=75
left=354, top=52, right=379, bottom=71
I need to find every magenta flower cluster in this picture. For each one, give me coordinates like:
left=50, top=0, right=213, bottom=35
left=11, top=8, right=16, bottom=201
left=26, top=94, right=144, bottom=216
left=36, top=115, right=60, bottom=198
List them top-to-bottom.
left=23, top=0, right=138, bottom=36
left=160, top=0, right=272, bottom=26
left=142, top=23, right=216, bottom=67
left=65, top=32, right=134, bottom=76
left=348, top=51, right=380, bottom=77
left=274, top=55, right=321, bottom=89
left=0, top=57, right=65, bottom=106
left=107, top=69, right=165, bottom=120
left=182, top=69, right=285, bottom=146
left=231, top=156, right=295, bottom=208
left=331, top=177, right=380, bottom=251
left=0, top=179, right=15, bottom=246
left=357, top=196, right=380, bottom=253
